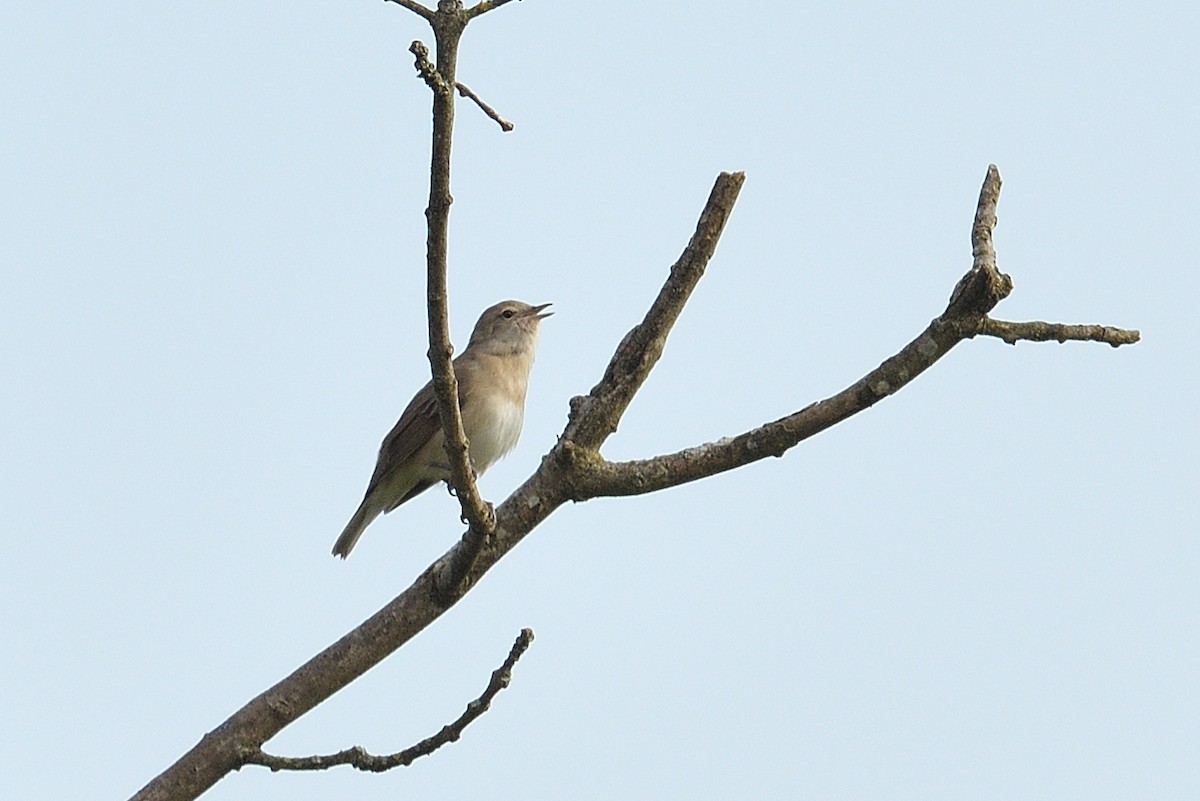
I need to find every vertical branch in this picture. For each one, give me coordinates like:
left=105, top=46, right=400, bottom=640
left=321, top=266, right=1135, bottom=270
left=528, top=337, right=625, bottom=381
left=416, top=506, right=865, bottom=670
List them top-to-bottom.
left=414, top=5, right=496, bottom=540
left=946, top=164, right=1012, bottom=317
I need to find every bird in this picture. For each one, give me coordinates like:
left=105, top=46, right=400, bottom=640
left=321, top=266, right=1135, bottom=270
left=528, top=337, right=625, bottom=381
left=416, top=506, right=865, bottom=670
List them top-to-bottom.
left=332, top=300, right=552, bottom=558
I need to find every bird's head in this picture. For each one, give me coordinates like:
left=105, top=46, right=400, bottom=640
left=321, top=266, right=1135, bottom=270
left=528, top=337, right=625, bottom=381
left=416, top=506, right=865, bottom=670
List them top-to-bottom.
left=467, top=300, right=553, bottom=354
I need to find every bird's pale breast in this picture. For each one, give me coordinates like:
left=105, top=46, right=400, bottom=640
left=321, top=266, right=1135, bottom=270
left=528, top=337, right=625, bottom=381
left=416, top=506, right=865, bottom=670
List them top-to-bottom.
left=464, top=390, right=525, bottom=472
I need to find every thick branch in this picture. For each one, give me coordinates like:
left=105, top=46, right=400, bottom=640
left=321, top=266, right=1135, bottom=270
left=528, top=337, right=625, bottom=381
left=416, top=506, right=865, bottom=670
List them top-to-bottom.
left=562, top=171, right=746, bottom=453
left=567, top=313, right=970, bottom=498
left=245, top=629, right=533, bottom=773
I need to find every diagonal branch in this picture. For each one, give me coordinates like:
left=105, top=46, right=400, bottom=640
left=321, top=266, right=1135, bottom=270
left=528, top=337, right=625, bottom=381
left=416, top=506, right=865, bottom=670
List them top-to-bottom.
left=384, top=0, right=435, bottom=21
left=466, top=0, right=521, bottom=20
left=455, top=80, right=514, bottom=131
left=129, top=166, right=1136, bottom=801
left=562, top=171, right=746, bottom=454
left=126, top=173, right=746, bottom=801
left=564, top=310, right=1136, bottom=500
left=566, top=317, right=971, bottom=499
left=244, top=629, right=534, bottom=773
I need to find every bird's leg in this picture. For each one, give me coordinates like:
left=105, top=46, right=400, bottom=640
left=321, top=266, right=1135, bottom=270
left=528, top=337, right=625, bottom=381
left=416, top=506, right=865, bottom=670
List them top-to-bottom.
left=461, top=500, right=494, bottom=529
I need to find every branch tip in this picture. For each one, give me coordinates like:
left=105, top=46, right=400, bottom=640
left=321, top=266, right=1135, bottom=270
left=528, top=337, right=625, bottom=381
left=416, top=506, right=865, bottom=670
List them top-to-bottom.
left=384, top=0, right=435, bottom=21
left=466, top=0, right=521, bottom=19
left=410, top=40, right=452, bottom=95
left=456, top=81, right=515, bottom=131
left=561, top=171, right=746, bottom=452
left=974, top=318, right=1140, bottom=347
left=247, top=629, right=535, bottom=773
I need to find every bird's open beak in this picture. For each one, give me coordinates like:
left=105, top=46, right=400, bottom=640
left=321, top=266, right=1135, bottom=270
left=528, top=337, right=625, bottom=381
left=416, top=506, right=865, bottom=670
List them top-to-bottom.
left=529, top=302, right=553, bottom=320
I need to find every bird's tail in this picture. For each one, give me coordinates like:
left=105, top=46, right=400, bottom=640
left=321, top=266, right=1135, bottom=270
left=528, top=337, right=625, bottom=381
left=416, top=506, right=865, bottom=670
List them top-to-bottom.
left=332, top=501, right=379, bottom=559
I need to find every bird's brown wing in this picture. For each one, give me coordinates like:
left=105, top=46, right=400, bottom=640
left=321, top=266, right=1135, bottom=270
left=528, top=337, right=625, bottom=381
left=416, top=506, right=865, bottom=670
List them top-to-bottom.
left=364, top=360, right=480, bottom=510
left=363, top=379, right=440, bottom=497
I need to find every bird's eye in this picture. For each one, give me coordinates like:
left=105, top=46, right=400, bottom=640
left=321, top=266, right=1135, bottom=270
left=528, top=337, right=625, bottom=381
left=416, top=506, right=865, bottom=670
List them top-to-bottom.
left=501, top=309, right=515, bottom=319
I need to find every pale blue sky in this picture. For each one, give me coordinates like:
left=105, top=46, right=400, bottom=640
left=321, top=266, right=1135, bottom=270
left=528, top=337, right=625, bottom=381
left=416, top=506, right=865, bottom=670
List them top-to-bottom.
left=2, top=2, right=1197, bottom=800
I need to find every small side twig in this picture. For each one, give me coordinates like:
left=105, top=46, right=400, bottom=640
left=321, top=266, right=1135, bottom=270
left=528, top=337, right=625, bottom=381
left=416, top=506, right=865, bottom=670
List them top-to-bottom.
left=383, top=0, right=435, bottom=21
left=388, top=0, right=523, bottom=25
left=466, top=0, right=521, bottom=20
left=409, top=40, right=452, bottom=96
left=411, top=42, right=513, bottom=131
left=455, top=80, right=514, bottom=131
left=973, top=318, right=1140, bottom=347
left=246, top=629, right=535, bottom=773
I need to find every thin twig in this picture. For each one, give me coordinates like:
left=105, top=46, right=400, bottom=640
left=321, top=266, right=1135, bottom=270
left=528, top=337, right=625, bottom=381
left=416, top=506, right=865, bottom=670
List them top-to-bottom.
left=384, top=0, right=435, bottom=21
left=466, top=0, right=521, bottom=20
left=403, top=4, right=513, bottom=581
left=411, top=17, right=498, bottom=589
left=413, top=41, right=513, bottom=131
left=456, top=81, right=514, bottom=131
left=973, top=318, right=1140, bottom=347
left=246, top=629, right=535, bottom=773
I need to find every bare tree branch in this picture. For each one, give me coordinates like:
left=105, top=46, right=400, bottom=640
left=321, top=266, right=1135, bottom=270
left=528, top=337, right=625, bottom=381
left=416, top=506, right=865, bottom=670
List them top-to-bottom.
left=384, top=0, right=435, bottom=21
left=466, top=0, right=521, bottom=20
left=120, top=3, right=1140, bottom=801
left=402, top=5, right=519, bottom=593
left=410, top=14, right=499, bottom=590
left=409, top=40, right=452, bottom=96
left=455, top=80, right=514, bottom=130
left=128, top=156, right=1137, bottom=801
left=129, top=159, right=1138, bottom=800
left=947, top=164, right=1012, bottom=316
left=555, top=165, right=1138, bottom=501
left=127, top=172, right=745, bottom=801
left=561, top=172, right=747, bottom=454
left=564, top=309, right=975, bottom=499
left=562, top=312, right=1138, bottom=500
left=973, top=318, right=1141, bottom=347
left=244, top=629, right=534, bottom=773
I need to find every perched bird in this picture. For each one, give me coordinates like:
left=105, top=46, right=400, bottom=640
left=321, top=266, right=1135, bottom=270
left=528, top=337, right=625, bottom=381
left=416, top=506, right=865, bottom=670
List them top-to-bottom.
left=332, top=300, right=552, bottom=558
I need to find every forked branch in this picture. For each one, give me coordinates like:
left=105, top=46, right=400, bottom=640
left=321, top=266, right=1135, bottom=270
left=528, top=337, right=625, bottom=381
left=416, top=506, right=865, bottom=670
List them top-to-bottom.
left=129, top=90, right=1137, bottom=801
left=129, top=160, right=1137, bottom=801
left=557, top=164, right=1138, bottom=501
